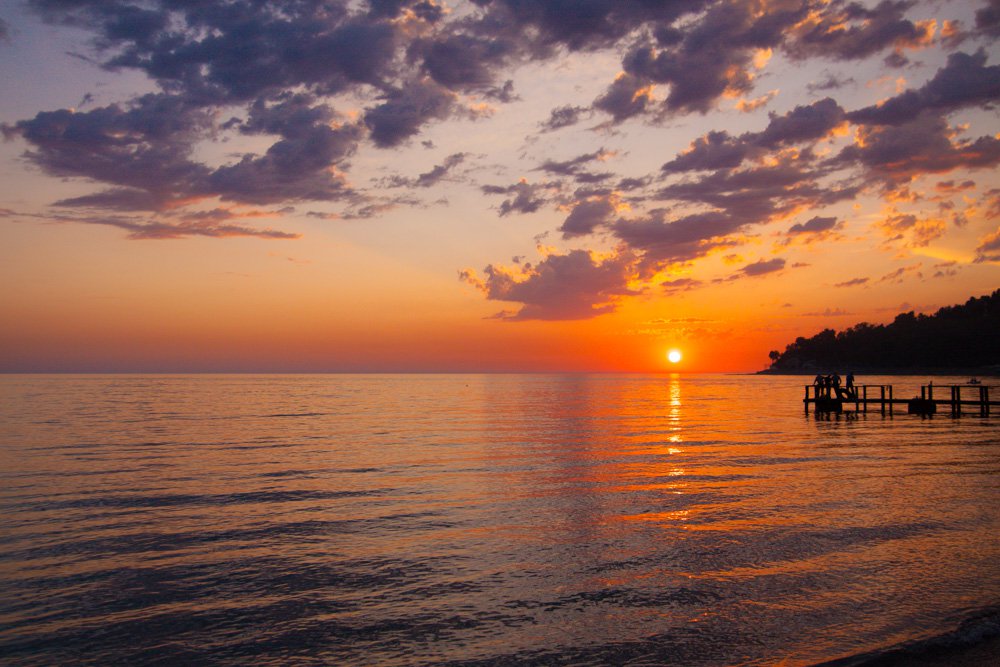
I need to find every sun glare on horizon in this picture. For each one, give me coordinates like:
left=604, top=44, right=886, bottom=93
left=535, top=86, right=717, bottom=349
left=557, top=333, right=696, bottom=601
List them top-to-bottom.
left=667, top=349, right=682, bottom=364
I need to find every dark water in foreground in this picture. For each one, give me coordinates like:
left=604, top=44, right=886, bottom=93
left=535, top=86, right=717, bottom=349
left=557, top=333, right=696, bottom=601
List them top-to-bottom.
left=1, top=374, right=998, bottom=666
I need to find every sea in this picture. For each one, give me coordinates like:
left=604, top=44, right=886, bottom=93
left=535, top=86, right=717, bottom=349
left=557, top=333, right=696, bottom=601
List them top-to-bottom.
left=1, top=373, right=998, bottom=666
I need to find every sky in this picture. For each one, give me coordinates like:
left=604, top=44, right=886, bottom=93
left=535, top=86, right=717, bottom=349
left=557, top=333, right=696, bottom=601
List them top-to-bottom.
left=1, top=0, right=998, bottom=373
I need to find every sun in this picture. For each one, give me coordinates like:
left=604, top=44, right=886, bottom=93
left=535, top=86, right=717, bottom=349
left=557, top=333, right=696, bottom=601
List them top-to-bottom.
left=667, top=349, right=682, bottom=364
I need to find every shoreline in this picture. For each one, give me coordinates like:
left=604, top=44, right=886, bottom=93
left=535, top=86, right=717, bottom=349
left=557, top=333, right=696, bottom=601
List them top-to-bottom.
left=757, top=369, right=1000, bottom=377
left=816, top=605, right=1000, bottom=667
left=818, top=634, right=1000, bottom=667
left=889, top=635, right=1000, bottom=666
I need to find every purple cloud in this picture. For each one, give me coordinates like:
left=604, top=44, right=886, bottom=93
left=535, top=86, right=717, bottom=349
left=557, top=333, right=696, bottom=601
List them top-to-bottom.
left=785, top=1, right=934, bottom=62
left=848, top=51, right=1000, bottom=126
left=364, top=79, right=456, bottom=148
left=540, top=105, right=587, bottom=132
left=840, top=113, right=1000, bottom=182
left=662, top=131, right=750, bottom=174
left=482, top=179, right=558, bottom=216
left=559, top=196, right=617, bottom=238
left=0, top=207, right=298, bottom=240
left=788, top=216, right=839, bottom=234
left=975, top=226, right=1000, bottom=262
left=461, top=249, right=640, bottom=320
left=739, top=257, right=786, bottom=277
left=834, top=277, right=870, bottom=288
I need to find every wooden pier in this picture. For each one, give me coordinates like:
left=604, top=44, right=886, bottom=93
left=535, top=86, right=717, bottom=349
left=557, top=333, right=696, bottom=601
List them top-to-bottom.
left=804, top=383, right=998, bottom=416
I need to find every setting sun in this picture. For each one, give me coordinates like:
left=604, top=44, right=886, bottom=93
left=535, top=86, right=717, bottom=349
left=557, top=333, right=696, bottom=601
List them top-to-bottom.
left=667, top=349, right=682, bottom=364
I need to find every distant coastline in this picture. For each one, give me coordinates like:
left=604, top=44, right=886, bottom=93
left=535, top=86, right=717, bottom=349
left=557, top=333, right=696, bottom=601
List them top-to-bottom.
left=760, top=290, right=1000, bottom=377
left=757, top=368, right=1000, bottom=376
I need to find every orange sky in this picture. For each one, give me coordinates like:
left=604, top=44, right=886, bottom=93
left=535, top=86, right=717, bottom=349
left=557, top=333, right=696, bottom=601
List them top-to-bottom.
left=1, top=1, right=998, bottom=372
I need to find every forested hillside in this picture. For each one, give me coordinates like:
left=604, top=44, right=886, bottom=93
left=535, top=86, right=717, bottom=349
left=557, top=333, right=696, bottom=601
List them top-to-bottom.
left=764, top=290, right=1000, bottom=373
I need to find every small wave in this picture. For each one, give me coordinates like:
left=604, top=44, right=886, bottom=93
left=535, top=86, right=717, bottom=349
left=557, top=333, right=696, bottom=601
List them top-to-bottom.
left=261, top=412, right=326, bottom=418
left=257, top=469, right=315, bottom=478
left=15, top=488, right=381, bottom=511
left=1, top=511, right=453, bottom=564
left=505, top=585, right=723, bottom=613
left=816, top=606, right=1000, bottom=666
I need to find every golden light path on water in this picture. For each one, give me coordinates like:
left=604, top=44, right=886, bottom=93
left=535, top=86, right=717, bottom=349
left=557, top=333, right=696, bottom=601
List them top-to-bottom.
left=1, top=373, right=998, bottom=665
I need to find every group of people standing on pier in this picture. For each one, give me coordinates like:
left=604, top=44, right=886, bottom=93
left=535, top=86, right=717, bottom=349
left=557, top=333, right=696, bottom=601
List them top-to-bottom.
left=814, top=372, right=857, bottom=400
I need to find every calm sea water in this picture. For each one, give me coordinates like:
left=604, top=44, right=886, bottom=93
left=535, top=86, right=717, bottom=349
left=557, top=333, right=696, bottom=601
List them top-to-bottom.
left=1, top=374, right=998, bottom=666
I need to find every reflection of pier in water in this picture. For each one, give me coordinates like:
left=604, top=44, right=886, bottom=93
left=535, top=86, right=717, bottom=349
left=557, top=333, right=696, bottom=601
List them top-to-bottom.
left=804, top=383, right=999, bottom=416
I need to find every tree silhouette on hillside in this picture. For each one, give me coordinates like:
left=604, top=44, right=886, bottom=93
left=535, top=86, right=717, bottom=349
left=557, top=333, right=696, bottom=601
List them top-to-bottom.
left=765, top=290, right=1000, bottom=372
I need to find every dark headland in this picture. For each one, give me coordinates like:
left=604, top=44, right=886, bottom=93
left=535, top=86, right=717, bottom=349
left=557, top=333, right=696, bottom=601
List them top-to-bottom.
left=759, top=289, right=1000, bottom=376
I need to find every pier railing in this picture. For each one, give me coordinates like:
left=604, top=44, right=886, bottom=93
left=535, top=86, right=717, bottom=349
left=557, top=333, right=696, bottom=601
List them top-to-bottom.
left=804, top=383, right=997, bottom=416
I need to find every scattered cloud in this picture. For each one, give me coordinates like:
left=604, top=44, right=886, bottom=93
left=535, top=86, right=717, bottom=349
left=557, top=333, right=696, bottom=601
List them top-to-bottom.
left=978, top=0, right=1000, bottom=36
left=785, top=1, right=937, bottom=62
left=849, top=51, right=1000, bottom=127
left=807, top=71, right=856, bottom=94
left=593, top=73, right=653, bottom=122
left=364, top=79, right=457, bottom=148
left=736, top=90, right=779, bottom=113
left=661, top=98, right=847, bottom=176
left=539, top=105, right=588, bottom=132
left=841, top=112, right=1000, bottom=184
left=662, top=131, right=751, bottom=174
left=536, top=148, right=616, bottom=183
left=383, top=153, right=469, bottom=188
left=482, top=178, right=559, bottom=216
left=935, top=179, right=976, bottom=194
left=559, top=195, right=619, bottom=238
left=0, top=207, right=298, bottom=240
left=874, top=209, right=947, bottom=247
left=613, top=210, right=742, bottom=269
left=788, top=216, right=840, bottom=234
left=974, top=226, right=1000, bottom=262
left=460, top=248, right=640, bottom=320
left=739, top=257, right=787, bottom=277
left=933, top=260, right=961, bottom=278
left=877, top=263, right=924, bottom=283
left=661, top=277, right=704, bottom=294
left=835, top=277, right=870, bottom=288
left=802, top=307, right=852, bottom=316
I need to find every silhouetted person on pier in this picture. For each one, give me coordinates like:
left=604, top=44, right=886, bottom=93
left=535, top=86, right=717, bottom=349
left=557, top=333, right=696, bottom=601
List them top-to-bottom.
left=845, top=372, right=855, bottom=399
left=832, top=373, right=844, bottom=399
left=813, top=374, right=825, bottom=398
